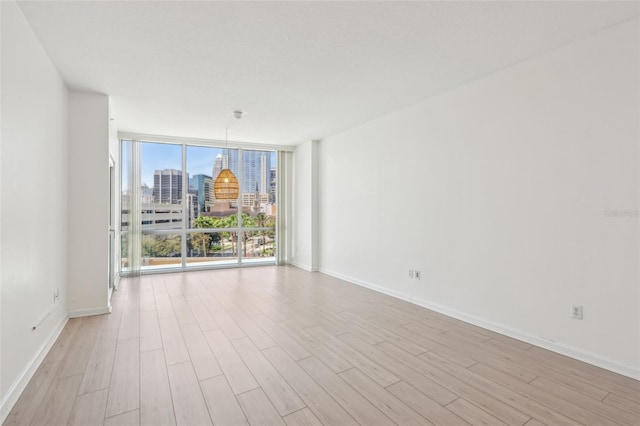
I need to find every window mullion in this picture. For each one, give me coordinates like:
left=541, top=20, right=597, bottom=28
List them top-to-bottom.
left=181, top=143, right=187, bottom=270
left=237, top=148, right=243, bottom=265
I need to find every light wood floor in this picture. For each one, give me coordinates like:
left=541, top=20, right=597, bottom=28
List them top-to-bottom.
left=5, top=266, right=640, bottom=426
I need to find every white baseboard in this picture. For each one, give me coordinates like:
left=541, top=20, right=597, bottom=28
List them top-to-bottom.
left=291, top=261, right=319, bottom=272
left=319, top=268, right=640, bottom=381
left=319, top=268, right=412, bottom=302
left=411, top=296, right=640, bottom=381
left=68, top=305, right=111, bottom=318
left=0, top=315, right=68, bottom=423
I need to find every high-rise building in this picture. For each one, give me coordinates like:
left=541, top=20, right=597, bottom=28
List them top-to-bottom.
left=212, top=150, right=272, bottom=200
left=228, top=150, right=239, bottom=180
left=240, top=150, right=270, bottom=194
left=212, top=153, right=224, bottom=181
left=269, top=168, right=276, bottom=203
left=153, top=169, right=184, bottom=204
left=189, top=174, right=214, bottom=212
left=187, top=192, right=199, bottom=227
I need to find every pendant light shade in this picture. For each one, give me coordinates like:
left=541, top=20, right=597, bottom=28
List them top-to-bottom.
left=214, top=122, right=240, bottom=200
left=214, top=168, right=239, bottom=200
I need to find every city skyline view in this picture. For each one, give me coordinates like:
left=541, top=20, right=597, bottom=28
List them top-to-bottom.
left=120, top=139, right=278, bottom=270
left=137, top=142, right=276, bottom=188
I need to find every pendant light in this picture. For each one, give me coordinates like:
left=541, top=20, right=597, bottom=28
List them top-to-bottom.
left=213, top=114, right=241, bottom=200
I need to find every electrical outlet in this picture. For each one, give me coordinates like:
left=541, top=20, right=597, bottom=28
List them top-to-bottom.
left=408, top=269, right=414, bottom=279
left=415, top=270, right=421, bottom=280
left=570, top=305, right=583, bottom=320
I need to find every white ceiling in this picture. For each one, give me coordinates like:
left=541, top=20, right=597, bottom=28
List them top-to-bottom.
left=17, top=1, right=639, bottom=146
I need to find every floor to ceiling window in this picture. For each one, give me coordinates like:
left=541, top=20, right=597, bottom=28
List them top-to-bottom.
left=121, top=138, right=279, bottom=274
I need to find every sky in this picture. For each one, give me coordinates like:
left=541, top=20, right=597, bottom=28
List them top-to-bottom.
left=135, top=142, right=276, bottom=187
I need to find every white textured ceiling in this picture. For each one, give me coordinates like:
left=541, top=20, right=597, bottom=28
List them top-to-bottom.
left=17, top=1, right=639, bottom=145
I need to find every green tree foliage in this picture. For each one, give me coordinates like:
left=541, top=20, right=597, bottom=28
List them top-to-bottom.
left=138, top=213, right=274, bottom=260
left=254, top=213, right=268, bottom=254
left=256, top=213, right=267, bottom=227
left=213, top=214, right=256, bottom=256
left=191, top=216, right=223, bottom=257
left=193, top=216, right=218, bottom=228
left=142, top=234, right=181, bottom=257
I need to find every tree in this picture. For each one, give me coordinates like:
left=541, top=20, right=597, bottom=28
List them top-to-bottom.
left=213, top=213, right=256, bottom=256
left=241, top=213, right=256, bottom=228
left=255, top=213, right=267, bottom=255
left=256, top=213, right=267, bottom=227
left=240, top=214, right=257, bottom=257
left=215, top=215, right=236, bottom=255
left=191, top=216, right=226, bottom=257
left=192, top=216, right=214, bottom=256
left=193, top=216, right=217, bottom=228
left=190, top=232, right=210, bottom=257
left=143, top=234, right=180, bottom=257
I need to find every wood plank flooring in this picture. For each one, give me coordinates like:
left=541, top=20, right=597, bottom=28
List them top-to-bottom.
left=5, top=266, right=640, bottom=425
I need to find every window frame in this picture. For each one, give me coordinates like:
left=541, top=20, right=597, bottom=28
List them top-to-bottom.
left=119, top=135, right=286, bottom=275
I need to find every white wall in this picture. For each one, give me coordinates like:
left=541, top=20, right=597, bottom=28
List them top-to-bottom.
left=0, top=1, right=69, bottom=418
left=317, top=18, right=639, bottom=377
left=68, top=91, right=110, bottom=317
left=293, top=140, right=319, bottom=271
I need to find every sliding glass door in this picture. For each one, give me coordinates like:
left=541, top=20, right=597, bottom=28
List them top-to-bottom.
left=121, top=139, right=277, bottom=274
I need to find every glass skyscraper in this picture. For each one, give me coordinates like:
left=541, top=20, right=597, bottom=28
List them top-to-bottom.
left=213, top=150, right=271, bottom=195
left=240, top=150, right=270, bottom=194
left=189, top=174, right=213, bottom=212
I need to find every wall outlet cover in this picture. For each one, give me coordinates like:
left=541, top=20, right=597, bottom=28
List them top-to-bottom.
left=570, top=305, right=583, bottom=320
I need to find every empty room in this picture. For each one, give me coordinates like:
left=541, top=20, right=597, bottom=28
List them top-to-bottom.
left=1, top=1, right=639, bottom=425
